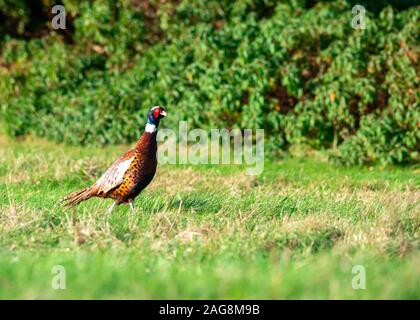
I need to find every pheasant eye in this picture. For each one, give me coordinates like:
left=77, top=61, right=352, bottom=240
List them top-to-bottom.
left=153, top=108, right=160, bottom=118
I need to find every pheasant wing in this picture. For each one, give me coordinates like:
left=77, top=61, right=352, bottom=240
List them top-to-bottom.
left=94, top=150, right=135, bottom=195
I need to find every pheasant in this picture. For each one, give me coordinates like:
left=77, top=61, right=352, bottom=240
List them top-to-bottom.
left=61, top=106, right=167, bottom=213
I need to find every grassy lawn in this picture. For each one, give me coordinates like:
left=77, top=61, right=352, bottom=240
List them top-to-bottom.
left=0, top=135, right=419, bottom=299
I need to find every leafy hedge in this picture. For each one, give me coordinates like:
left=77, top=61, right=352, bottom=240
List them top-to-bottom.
left=0, top=0, right=419, bottom=165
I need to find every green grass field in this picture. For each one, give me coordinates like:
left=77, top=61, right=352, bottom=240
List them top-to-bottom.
left=0, top=135, right=419, bottom=299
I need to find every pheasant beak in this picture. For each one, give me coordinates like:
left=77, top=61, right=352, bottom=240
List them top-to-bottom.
left=160, top=110, right=167, bottom=117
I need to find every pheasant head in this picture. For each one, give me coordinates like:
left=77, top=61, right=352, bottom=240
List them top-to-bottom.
left=146, top=106, right=167, bottom=132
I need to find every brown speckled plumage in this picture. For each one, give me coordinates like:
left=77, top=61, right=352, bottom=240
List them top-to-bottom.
left=61, top=106, right=166, bottom=210
left=108, top=132, right=157, bottom=204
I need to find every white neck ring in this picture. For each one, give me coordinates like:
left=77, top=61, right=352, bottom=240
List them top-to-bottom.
left=145, top=123, right=157, bottom=133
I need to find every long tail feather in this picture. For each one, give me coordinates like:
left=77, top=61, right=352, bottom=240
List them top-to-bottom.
left=60, top=187, right=95, bottom=208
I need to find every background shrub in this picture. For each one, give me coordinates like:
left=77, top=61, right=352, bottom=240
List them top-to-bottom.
left=0, top=0, right=419, bottom=165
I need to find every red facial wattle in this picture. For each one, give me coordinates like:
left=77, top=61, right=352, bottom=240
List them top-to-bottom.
left=153, top=108, right=161, bottom=118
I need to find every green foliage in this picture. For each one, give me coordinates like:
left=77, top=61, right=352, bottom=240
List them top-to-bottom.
left=0, top=0, right=419, bottom=165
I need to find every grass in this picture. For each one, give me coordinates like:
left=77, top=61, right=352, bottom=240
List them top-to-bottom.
left=0, top=135, right=419, bottom=299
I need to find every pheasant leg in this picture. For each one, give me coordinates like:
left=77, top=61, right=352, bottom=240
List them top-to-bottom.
left=129, top=200, right=135, bottom=212
left=108, top=201, right=116, bottom=214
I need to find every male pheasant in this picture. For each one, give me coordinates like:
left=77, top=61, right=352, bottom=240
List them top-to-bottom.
left=61, top=106, right=167, bottom=212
